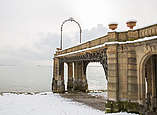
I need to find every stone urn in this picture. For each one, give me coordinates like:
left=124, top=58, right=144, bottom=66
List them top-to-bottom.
left=126, top=20, right=137, bottom=29
left=108, top=23, right=118, bottom=31
left=56, top=48, right=61, bottom=50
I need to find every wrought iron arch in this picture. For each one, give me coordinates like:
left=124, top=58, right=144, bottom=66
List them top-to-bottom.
left=60, top=17, right=82, bottom=50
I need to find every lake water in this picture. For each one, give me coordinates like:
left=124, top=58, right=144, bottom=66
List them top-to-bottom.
left=0, top=64, right=107, bottom=92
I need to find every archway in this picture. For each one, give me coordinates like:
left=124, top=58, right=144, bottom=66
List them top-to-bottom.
left=60, top=17, right=82, bottom=49
left=140, top=54, right=157, bottom=111
left=64, top=62, right=74, bottom=91
left=86, top=62, right=107, bottom=91
left=64, top=63, right=68, bottom=91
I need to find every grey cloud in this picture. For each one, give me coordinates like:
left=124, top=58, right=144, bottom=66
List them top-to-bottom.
left=0, top=24, right=107, bottom=66
left=83, top=24, right=107, bottom=41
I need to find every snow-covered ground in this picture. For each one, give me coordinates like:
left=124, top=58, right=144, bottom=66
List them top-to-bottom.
left=88, top=91, right=108, bottom=99
left=0, top=92, right=138, bottom=115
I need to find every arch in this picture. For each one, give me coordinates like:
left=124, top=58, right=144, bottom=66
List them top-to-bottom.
left=60, top=17, right=82, bottom=49
left=138, top=52, right=157, bottom=104
left=64, top=62, right=74, bottom=92
left=64, top=62, right=68, bottom=90
left=86, top=62, right=107, bottom=91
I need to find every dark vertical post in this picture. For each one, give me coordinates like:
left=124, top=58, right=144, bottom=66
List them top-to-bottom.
left=61, top=28, right=63, bottom=50
left=80, top=29, right=82, bottom=43
left=67, top=62, right=73, bottom=92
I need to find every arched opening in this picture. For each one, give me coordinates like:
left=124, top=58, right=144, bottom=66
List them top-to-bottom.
left=61, top=17, right=82, bottom=50
left=141, top=54, right=157, bottom=111
left=64, top=62, right=74, bottom=92
left=86, top=62, right=107, bottom=91
left=64, top=63, right=68, bottom=91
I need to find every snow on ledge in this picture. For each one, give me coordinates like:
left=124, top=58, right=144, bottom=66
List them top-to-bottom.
left=126, top=19, right=137, bottom=23
left=56, top=36, right=157, bottom=57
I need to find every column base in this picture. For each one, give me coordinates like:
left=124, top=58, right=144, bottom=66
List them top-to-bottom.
left=52, top=79, right=57, bottom=92
left=52, top=80, right=65, bottom=93
left=73, top=80, right=88, bottom=92
left=67, top=81, right=73, bottom=92
left=105, top=100, right=140, bottom=114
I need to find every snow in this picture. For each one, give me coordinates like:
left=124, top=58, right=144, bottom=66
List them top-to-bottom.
left=126, top=19, right=137, bottom=23
left=108, top=22, right=118, bottom=25
left=134, top=22, right=157, bottom=30
left=56, top=36, right=157, bottom=57
left=88, top=91, right=108, bottom=99
left=0, top=92, right=138, bottom=115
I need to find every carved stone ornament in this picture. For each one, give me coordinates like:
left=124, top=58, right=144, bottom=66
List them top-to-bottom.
left=144, top=45, right=152, bottom=53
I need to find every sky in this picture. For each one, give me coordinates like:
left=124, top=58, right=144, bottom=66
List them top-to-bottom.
left=0, top=0, right=157, bottom=92
left=0, top=0, right=157, bottom=66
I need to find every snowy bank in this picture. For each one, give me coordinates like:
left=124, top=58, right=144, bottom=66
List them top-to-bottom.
left=0, top=92, right=138, bottom=115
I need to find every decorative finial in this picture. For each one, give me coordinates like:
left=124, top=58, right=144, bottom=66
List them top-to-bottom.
left=69, top=17, right=74, bottom=21
left=126, top=19, right=137, bottom=29
left=108, top=22, right=118, bottom=31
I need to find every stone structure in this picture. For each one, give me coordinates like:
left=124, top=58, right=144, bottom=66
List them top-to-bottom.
left=52, top=23, right=157, bottom=114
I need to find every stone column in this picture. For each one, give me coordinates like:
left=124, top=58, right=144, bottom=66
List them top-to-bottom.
left=107, top=45, right=119, bottom=101
left=117, top=45, right=128, bottom=101
left=127, top=46, right=138, bottom=101
left=52, top=58, right=65, bottom=93
left=73, top=61, right=88, bottom=92
left=73, top=61, right=78, bottom=91
left=81, top=61, right=88, bottom=92
left=67, top=62, right=73, bottom=92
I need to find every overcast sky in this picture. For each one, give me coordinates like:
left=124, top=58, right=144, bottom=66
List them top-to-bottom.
left=0, top=0, right=157, bottom=66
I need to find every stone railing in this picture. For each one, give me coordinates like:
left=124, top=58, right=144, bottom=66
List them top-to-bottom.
left=55, top=24, right=157, bottom=56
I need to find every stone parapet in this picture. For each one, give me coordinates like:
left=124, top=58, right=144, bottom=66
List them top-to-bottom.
left=55, top=24, right=157, bottom=56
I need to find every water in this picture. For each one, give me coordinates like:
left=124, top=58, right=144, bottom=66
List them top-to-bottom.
left=64, top=63, right=107, bottom=91
left=0, top=64, right=107, bottom=92
left=0, top=65, right=51, bottom=92
left=87, top=66, right=107, bottom=90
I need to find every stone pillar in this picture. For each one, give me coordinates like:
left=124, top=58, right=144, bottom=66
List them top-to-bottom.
left=107, top=45, right=119, bottom=101
left=117, top=45, right=128, bottom=101
left=127, top=46, right=138, bottom=101
left=52, top=58, right=65, bottom=93
left=73, top=61, right=88, bottom=92
left=67, top=62, right=73, bottom=92
left=81, top=62, right=88, bottom=91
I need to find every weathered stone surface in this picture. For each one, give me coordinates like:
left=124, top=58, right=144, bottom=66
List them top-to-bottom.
left=52, top=24, right=157, bottom=113
left=118, top=32, right=128, bottom=42
left=105, top=101, right=140, bottom=113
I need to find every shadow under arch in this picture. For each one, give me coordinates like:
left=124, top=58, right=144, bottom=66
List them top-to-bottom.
left=138, top=52, right=157, bottom=111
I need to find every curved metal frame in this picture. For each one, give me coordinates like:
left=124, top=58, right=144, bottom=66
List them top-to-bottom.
left=60, top=17, right=82, bottom=50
